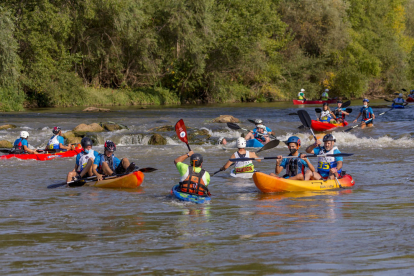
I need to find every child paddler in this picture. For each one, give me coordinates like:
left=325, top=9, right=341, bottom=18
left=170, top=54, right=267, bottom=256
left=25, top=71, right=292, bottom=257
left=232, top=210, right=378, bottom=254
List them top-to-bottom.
left=353, top=98, right=375, bottom=129
left=333, top=100, right=349, bottom=123
left=46, top=126, right=75, bottom=151
left=11, top=131, right=38, bottom=154
left=270, top=136, right=315, bottom=180
left=66, top=137, right=99, bottom=183
left=219, top=137, right=261, bottom=175
left=92, top=140, right=135, bottom=181
left=174, top=151, right=211, bottom=196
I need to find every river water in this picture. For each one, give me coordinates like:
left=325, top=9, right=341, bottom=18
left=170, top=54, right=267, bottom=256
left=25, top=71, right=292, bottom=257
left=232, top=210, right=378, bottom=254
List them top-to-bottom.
left=1, top=101, right=413, bottom=274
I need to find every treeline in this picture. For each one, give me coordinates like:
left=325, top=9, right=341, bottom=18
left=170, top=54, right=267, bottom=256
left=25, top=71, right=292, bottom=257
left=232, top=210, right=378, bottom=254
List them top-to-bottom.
left=1, top=0, right=414, bottom=111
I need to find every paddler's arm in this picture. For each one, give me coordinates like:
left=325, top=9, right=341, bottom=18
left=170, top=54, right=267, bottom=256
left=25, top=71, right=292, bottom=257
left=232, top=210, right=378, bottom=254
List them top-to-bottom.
left=330, top=111, right=337, bottom=120
left=353, top=112, right=362, bottom=123
left=305, top=141, right=320, bottom=154
left=58, top=143, right=72, bottom=150
left=23, top=145, right=38, bottom=154
left=174, top=151, right=193, bottom=165
left=250, top=152, right=261, bottom=162
left=221, top=153, right=236, bottom=171
left=300, top=153, right=315, bottom=172
left=275, top=156, right=284, bottom=174
left=330, top=161, right=342, bottom=175
left=92, top=164, right=104, bottom=182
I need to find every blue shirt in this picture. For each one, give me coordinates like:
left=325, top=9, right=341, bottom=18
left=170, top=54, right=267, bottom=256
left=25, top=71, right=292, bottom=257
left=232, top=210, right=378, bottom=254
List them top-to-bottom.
left=359, top=107, right=374, bottom=121
left=14, top=138, right=28, bottom=148
left=93, top=154, right=121, bottom=171
left=280, top=157, right=309, bottom=176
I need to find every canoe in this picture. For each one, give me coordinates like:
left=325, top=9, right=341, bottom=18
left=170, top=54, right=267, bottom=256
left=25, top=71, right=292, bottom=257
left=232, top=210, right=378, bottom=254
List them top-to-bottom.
left=407, top=97, right=414, bottom=102
left=293, top=99, right=337, bottom=105
left=391, top=104, right=405, bottom=109
left=311, top=120, right=348, bottom=132
left=246, top=139, right=264, bottom=148
left=0, top=149, right=82, bottom=161
left=230, top=169, right=254, bottom=178
left=86, top=171, right=144, bottom=189
left=253, top=172, right=355, bottom=193
left=171, top=185, right=211, bottom=204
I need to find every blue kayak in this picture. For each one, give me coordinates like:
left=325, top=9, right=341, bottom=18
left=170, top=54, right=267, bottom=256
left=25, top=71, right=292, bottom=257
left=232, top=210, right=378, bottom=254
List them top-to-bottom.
left=391, top=104, right=405, bottom=109
left=246, top=139, right=264, bottom=148
left=171, top=185, right=211, bottom=204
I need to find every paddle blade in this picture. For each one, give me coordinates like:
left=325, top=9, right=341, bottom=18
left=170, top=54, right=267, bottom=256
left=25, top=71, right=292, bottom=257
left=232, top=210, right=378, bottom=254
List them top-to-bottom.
left=402, top=88, right=407, bottom=92
left=341, top=100, right=351, bottom=108
left=315, top=108, right=322, bottom=113
left=346, top=108, right=352, bottom=113
left=297, top=110, right=312, bottom=129
left=288, top=113, right=298, bottom=116
left=175, top=119, right=188, bottom=144
left=247, top=119, right=256, bottom=124
left=227, top=122, right=241, bottom=130
left=256, top=139, right=280, bottom=153
left=138, top=167, right=157, bottom=173
left=47, top=182, right=68, bottom=189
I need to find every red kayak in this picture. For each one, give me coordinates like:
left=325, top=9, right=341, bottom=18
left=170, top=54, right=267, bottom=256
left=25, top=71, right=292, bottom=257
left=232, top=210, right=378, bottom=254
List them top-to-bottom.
left=407, top=97, right=414, bottom=102
left=293, top=99, right=337, bottom=105
left=311, top=120, right=348, bottom=132
left=0, top=149, right=82, bottom=161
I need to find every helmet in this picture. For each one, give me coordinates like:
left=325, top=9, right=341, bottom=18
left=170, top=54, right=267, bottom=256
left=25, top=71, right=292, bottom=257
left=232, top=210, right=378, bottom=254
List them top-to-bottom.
left=301, top=88, right=305, bottom=92
left=325, top=89, right=329, bottom=92
left=411, top=90, right=414, bottom=93
left=399, top=93, right=403, bottom=98
left=363, top=98, right=369, bottom=102
left=337, top=100, right=343, bottom=104
left=323, top=102, right=329, bottom=106
left=254, top=119, right=263, bottom=124
left=256, top=124, right=266, bottom=130
left=52, top=126, right=61, bottom=135
left=20, top=131, right=29, bottom=138
left=323, top=134, right=336, bottom=142
left=287, top=136, right=301, bottom=147
left=81, top=137, right=93, bottom=149
left=236, top=137, right=246, bottom=148
left=104, top=140, right=116, bottom=152
left=190, top=153, right=203, bottom=167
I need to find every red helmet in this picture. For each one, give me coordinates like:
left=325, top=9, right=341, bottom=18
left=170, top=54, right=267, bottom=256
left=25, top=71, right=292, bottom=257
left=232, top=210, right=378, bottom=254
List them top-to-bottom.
left=104, top=140, right=116, bottom=152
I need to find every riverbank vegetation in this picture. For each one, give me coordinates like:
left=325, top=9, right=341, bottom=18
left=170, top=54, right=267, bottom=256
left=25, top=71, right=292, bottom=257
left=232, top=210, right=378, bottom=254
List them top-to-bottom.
left=1, top=0, right=414, bottom=111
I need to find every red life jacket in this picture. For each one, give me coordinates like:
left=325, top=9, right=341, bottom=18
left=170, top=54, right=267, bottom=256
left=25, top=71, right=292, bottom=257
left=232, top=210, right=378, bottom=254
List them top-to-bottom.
left=179, top=167, right=210, bottom=196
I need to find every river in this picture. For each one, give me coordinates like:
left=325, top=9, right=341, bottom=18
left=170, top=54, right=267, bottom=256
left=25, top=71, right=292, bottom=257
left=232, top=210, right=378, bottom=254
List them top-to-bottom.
left=1, top=101, right=413, bottom=274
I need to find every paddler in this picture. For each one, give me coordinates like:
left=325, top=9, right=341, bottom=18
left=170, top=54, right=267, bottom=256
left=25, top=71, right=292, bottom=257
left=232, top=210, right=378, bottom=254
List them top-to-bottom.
left=298, top=88, right=306, bottom=100
left=321, top=89, right=329, bottom=101
left=408, top=90, right=414, bottom=99
left=393, top=93, right=405, bottom=106
left=353, top=98, right=375, bottom=129
left=333, top=100, right=349, bottom=123
left=317, top=103, right=337, bottom=123
left=249, top=119, right=275, bottom=137
left=245, top=124, right=270, bottom=144
left=46, top=126, right=75, bottom=151
left=11, top=131, right=38, bottom=154
left=304, top=134, right=343, bottom=180
left=270, top=136, right=315, bottom=180
left=66, top=137, right=99, bottom=183
left=219, top=137, right=261, bottom=175
left=92, top=140, right=135, bottom=181
left=174, top=151, right=211, bottom=196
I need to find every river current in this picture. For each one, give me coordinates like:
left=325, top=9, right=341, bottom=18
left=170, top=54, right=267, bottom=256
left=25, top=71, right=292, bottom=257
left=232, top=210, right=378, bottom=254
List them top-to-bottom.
left=1, top=101, right=413, bottom=274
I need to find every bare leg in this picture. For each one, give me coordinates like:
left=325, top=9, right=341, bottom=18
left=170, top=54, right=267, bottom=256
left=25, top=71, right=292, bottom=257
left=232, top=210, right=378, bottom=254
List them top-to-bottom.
left=361, top=122, right=366, bottom=129
left=367, top=123, right=374, bottom=128
left=245, top=133, right=254, bottom=140
left=264, top=136, right=270, bottom=144
left=121, top=158, right=130, bottom=169
left=82, top=159, right=95, bottom=177
left=101, top=162, right=114, bottom=175
left=67, top=169, right=77, bottom=183
left=288, top=174, right=304, bottom=180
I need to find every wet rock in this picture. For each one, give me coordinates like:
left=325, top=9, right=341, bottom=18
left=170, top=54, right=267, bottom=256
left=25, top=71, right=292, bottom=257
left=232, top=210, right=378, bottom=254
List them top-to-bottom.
left=83, top=107, right=110, bottom=112
left=212, top=115, right=240, bottom=123
left=73, top=123, right=104, bottom=136
left=100, top=123, right=122, bottom=131
left=0, top=124, right=17, bottom=130
left=148, top=125, right=174, bottom=132
left=188, top=129, right=211, bottom=145
left=62, top=131, right=75, bottom=139
left=148, top=134, right=167, bottom=145
left=66, top=136, right=82, bottom=145
left=0, top=140, right=13, bottom=148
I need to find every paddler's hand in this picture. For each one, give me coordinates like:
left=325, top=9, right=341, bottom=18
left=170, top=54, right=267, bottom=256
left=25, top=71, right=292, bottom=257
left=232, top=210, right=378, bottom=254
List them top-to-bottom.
left=353, top=119, right=357, bottom=123
left=33, top=150, right=38, bottom=154
left=187, top=151, right=194, bottom=157
left=299, top=153, right=307, bottom=159
left=276, top=155, right=282, bottom=165
left=220, top=166, right=226, bottom=171
left=330, top=168, right=337, bottom=174
left=96, top=174, right=103, bottom=182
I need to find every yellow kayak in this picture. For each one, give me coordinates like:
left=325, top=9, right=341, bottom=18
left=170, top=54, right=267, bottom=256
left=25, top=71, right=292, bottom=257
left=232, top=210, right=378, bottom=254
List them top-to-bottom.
left=86, top=171, right=144, bottom=189
left=253, top=172, right=355, bottom=193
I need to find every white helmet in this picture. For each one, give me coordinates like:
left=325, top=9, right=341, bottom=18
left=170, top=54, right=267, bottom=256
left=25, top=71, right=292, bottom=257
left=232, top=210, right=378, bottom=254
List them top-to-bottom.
left=301, top=88, right=305, bottom=92
left=325, top=89, right=329, bottom=92
left=399, top=93, right=403, bottom=98
left=254, top=119, right=263, bottom=124
left=256, top=124, right=266, bottom=130
left=20, top=131, right=29, bottom=138
left=237, top=137, right=246, bottom=148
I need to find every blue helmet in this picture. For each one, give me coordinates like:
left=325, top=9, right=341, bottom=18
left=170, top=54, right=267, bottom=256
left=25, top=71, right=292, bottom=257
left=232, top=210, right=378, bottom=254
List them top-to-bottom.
left=411, top=90, right=414, bottom=93
left=363, top=98, right=369, bottom=102
left=287, top=136, right=301, bottom=147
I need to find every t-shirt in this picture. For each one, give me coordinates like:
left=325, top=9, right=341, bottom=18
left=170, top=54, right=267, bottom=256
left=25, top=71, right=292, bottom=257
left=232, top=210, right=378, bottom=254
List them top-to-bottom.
left=393, top=98, right=405, bottom=104
left=359, top=107, right=374, bottom=121
left=14, top=138, right=28, bottom=148
left=76, top=150, right=100, bottom=165
left=93, top=154, right=121, bottom=171
left=280, top=157, right=309, bottom=175
left=176, top=162, right=210, bottom=185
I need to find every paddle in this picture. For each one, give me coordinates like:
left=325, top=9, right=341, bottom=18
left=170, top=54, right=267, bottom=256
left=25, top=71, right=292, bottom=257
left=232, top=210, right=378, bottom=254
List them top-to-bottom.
left=297, top=110, right=343, bottom=188
left=175, top=119, right=191, bottom=151
left=246, top=120, right=277, bottom=139
left=227, top=122, right=249, bottom=132
left=0, top=148, right=49, bottom=154
left=229, top=153, right=353, bottom=162
left=47, top=167, right=157, bottom=189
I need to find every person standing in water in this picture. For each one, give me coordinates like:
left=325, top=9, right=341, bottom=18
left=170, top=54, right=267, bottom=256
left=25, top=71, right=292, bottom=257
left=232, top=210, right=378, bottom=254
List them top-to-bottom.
left=353, top=98, right=375, bottom=129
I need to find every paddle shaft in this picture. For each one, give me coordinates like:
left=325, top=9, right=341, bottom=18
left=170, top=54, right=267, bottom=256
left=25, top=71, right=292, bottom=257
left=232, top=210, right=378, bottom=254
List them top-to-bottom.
left=229, top=153, right=353, bottom=162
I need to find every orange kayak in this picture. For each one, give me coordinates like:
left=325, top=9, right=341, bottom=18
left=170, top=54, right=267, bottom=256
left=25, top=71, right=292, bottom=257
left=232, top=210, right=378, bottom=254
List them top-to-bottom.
left=86, top=171, right=144, bottom=189
left=253, top=172, right=355, bottom=193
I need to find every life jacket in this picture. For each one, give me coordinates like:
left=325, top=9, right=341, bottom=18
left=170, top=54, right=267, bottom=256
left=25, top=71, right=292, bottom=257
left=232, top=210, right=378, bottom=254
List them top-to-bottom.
left=298, top=92, right=304, bottom=100
left=321, top=92, right=329, bottom=100
left=393, top=98, right=405, bottom=105
left=361, top=107, right=373, bottom=121
left=334, top=108, right=345, bottom=121
left=320, top=110, right=331, bottom=122
left=254, top=131, right=267, bottom=142
left=47, top=135, right=61, bottom=150
left=12, top=138, right=27, bottom=154
left=317, top=146, right=342, bottom=176
left=77, top=150, right=96, bottom=173
left=234, top=151, right=254, bottom=174
left=98, top=154, right=115, bottom=173
left=284, top=156, right=305, bottom=178
left=179, top=166, right=210, bottom=196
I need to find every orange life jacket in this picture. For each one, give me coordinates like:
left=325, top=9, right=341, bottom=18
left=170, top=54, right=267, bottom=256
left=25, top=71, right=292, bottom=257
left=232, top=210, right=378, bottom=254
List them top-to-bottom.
left=179, top=167, right=210, bottom=196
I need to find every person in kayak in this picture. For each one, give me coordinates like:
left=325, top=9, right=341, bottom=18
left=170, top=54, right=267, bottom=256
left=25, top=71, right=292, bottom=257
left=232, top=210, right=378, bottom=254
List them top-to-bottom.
left=298, top=88, right=306, bottom=100
left=321, top=89, right=329, bottom=101
left=408, top=90, right=414, bottom=99
left=393, top=93, right=405, bottom=106
left=353, top=98, right=375, bottom=129
left=333, top=100, right=350, bottom=123
left=317, top=103, right=337, bottom=123
left=246, top=119, right=275, bottom=137
left=245, top=124, right=270, bottom=144
left=46, top=126, right=75, bottom=151
left=11, top=131, right=38, bottom=154
left=304, top=134, right=342, bottom=180
left=270, top=136, right=315, bottom=180
left=66, top=137, right=99, bottom=183
left=219, top=137, right=261, bottom=175
left=92, top=140, right=135, bottom=181
left=174, top=151, right=211, bottom=196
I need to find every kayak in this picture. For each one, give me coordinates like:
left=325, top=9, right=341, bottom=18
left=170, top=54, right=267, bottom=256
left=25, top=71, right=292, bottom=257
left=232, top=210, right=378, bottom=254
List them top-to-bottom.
left=407, top=97, right=414, bottom=102
left=293, top=99, right=337, bottom=105
left=391, top=104, right=405, bottom=109
left=311, top=120, right=348, bottom=132
left=246, top=139, right=264, bottom=148
left=0, top=149, right=82, bottom=161
left=230, top=169, right=255, bottom=178
left=86, top=171, right=144, bottom=189
left=253, top=172, right=355, bottom=193
left=171, top=185, right=211, bottom=204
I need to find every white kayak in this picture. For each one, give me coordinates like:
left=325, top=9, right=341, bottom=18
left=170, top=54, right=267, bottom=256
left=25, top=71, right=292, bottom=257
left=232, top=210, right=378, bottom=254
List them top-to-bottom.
left=230, top=169, right=255, bottom=179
